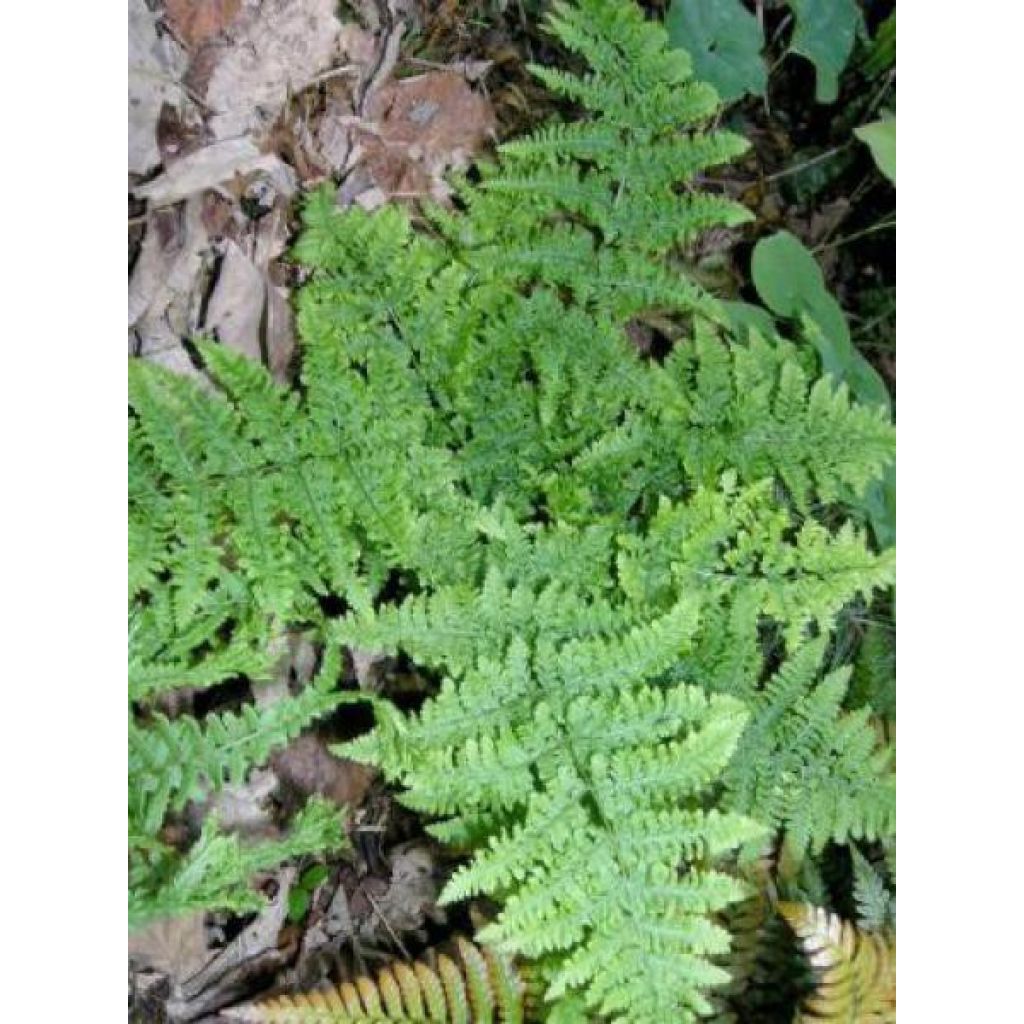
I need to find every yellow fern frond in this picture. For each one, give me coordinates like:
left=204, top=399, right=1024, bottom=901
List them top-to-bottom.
left=779, top=902, right=896, bottom=1024
left=225, top=938, right=529, bottom=1022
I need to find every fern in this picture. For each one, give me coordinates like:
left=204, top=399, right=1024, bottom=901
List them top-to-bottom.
left=127, top=0, right=896, bottom=1015
left=722, top=640, right=896, bottom=854
left=130, top=647, right=348, bottom=835
left=130, top=797, right=347, bottom=931
left=850, top=847, right=895, bottom=932
left=779, top=902, right=896, bottom=1023
left=225, top=938, right=529, bottom=1023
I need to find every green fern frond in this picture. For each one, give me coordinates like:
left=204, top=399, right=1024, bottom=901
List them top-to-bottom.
left=723, top=641, right=896, bottom=852
left=130, top=648, right=345, bottom=833
left=129, top=797, right=346, bottom=931
left=850, top=847, right=895, bottom=932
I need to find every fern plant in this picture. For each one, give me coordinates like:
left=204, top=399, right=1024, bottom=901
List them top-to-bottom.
left=128, top=0, right=895, bottom=1017
left=721, top=639, right=895, bottom=855
left=779, top=902, right=896, bottom=1023
left=227, top=938, right=530, bottom=1023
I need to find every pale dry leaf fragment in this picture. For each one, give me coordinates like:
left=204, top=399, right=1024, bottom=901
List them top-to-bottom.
left=128, top=0, right=188, bottom=175
left=202, top=0, right=343, bottom=142
left=337, top=23, right=377, bottom=66
left=315, top=96, right=360, bottom=173
left=132, top=137, right=297, bottom=207
left=355, top=186, right=388, bottom=211
left=131, top=197, right=214, bottom=382
left=133, top=198, right=211, bottom=328
left=200, top=200, right=296, bottom=380
left=251, top=203, right=292, bottom=267
left=129, top=208, right=184, bottom=327
left=204, top=240, right=266, bottom=363
left=264, top=278, right=296, bottom=383
left=132, top=338, right=206, bottom=383
left=349, top=648, right=390, bottom=691
left=190, top=768, right=280, bottom=839
left=356, top=844, right=443, bottom=943
left=290, top=877, right=355, bottom=988
left=128, top=911, right=212, bottom=984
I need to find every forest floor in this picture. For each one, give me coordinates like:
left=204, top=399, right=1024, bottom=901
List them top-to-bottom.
left=128, top=2, right=894, bottom=1021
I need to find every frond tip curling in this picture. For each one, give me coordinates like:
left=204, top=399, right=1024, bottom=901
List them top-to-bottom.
left=779, top=902, right=896, bottom=1023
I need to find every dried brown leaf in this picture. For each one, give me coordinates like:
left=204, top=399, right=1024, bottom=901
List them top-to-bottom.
left=164, top=0, right=242, bottom=50
left=359, top=72, right=496, bottom=202
left=156, top=101, right=207, bottom=167
left=204, top=240, right=266, bottom=363
left=264, top=278, right=296, bottom=384
left=272, top=734, right=376, bottom=812
left=190, top=769, right=280, bottom=839
left=128, top=911, right=211, bottom=983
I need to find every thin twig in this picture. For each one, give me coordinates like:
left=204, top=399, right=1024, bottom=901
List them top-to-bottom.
left=309, top=64, right=360, bottom=86
left=865, top=69, right=896, bottom=120
left=762, top=143, right=851, bottom=184
left=813, top=218, right=896, bottom=253
left=361, top=884, right=412, bottom=960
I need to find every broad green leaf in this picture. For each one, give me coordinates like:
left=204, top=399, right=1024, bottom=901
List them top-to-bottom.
left=665, top=0, right=767, bottom=102
left=787, top=0, right=862, bottom=103
left=855, top=118, right=896, bottom=184
left=751, top=231, right=825, bottom=318
left=753, top=231, right=891, bottom=411
left=800, top=305, right=852, bottom=382
left=801, top=313, right=890, bottom=414
left=863, top=465, right=895, bottom=550
left=287, top=887, right=311, bottom=923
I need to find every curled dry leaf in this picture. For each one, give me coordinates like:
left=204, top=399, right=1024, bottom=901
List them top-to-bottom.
left=132, top=137, right=297, bottom=208
left=203, top=261, right=294, bottom=385
left=264, top=278, right=296, bottom=382
left=175, top=868, right=298, bottom=1019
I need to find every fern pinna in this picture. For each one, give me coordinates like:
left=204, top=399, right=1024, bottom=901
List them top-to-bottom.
left=128, top=0, right=895, bottom=1018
